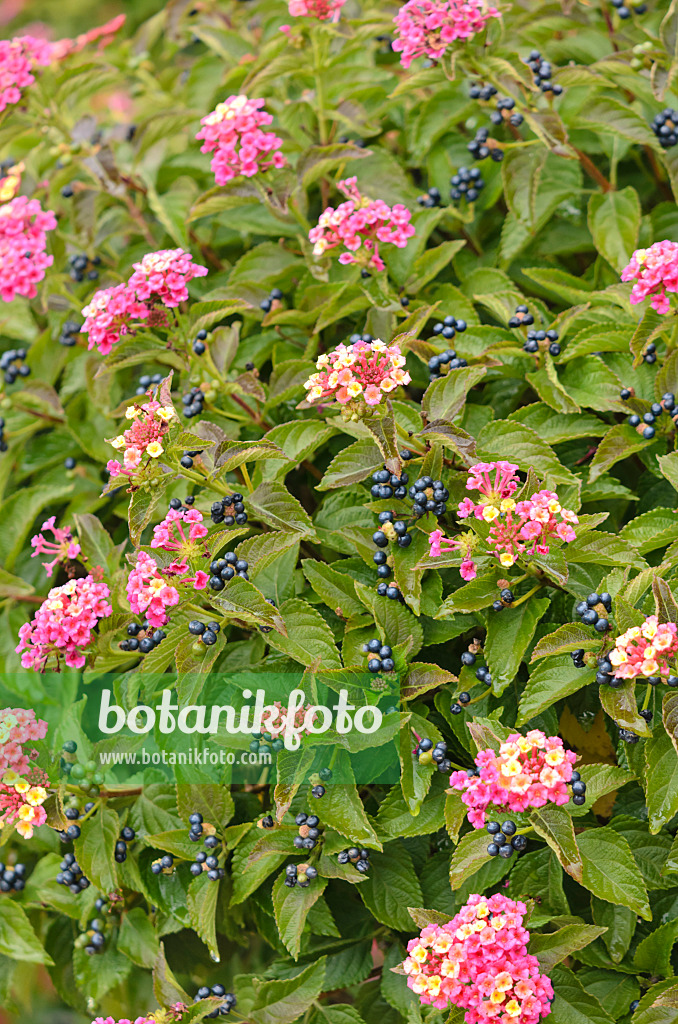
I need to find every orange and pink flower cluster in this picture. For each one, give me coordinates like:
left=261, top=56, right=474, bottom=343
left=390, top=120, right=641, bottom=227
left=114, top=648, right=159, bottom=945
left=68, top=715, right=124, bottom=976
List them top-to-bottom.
left=309, top=176, right=415, bottom=272
left=304, top=338, right=410, bottom=407
left=106, top=399, right=176, bottom=479
left=609, top=615, right=678, bottom=680
left=0, top=708, right=49, bottom=839
left=449, top=730, right=577, bottom=828
left=401, top=894, right=553, bottom=1023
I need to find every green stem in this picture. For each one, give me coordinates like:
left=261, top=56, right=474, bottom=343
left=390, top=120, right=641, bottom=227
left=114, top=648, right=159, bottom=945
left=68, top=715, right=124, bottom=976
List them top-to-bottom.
left=311, top=30, right=329, bottom=145
left=510, top=583, right=543, bottom=608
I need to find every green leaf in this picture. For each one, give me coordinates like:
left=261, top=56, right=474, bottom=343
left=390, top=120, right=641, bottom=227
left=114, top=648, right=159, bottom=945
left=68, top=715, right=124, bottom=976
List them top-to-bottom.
left=582, top=96, right=661, bottom=150
left=588, top=187, right=641, bottom=272
left=405, top=240, right=466, bottom=292
left=422, top=365, right=487, bottom=422
left=588, top=424, right=649, bottom=483
left=318, top=438, right=383, bottom=490
left=247, top=481, right=317, bottom=538
left=128, top=487, right=165, bottom=546
left=620, top=509, right=678, bottom=554
left=301, top=559, right=364, bottom=619
left=434, top=568, right=505, bottom=613
left=484, top=597, right=550, bottom=696
left=266, top=598, right=341, bottom=669
left=531, top=623, right=601, bottom=661
left=518, top=657, right=596, bottom=726
left=402, top=662, right=457, bottom=701
left=600, top=681, right=652, bottom=737
left=645, top=725, right=678, bottom=833
left=570, top=764, right=636, bottom=817
left=376, top=781, right=447, bottom=839
left=530, top=804, right=583, bottom=882
left=73, top=806, right=119, bottom=895
left=576, top=826, right=651, bottom=920
left=449, top=828, right=498, bottom=889
left=359, top=843, right=423, bottom=931
left=272, top=871, right=328, bottom=960
left=187, top=874, right=220, bottom=959
left=591, top=898, right=636, bottom=963
left=0, top=902, right=53, bottom=964
left=118, top=907, right=159, bottom=969
left=634, top=918, right=678, bottom=978
left=530, top=924, right=607, bottom=971
left=153, top=943, right=191, bottom=1007
left=250, top=958, right=326, bottom=1024
left=549, top=966, right=616, bottom=1024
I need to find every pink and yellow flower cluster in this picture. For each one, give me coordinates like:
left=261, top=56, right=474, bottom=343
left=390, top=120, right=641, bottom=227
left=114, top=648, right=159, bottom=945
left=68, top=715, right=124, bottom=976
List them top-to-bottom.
left=392, top=0, right=501, bottom=69
left=196, top=95, right=286, bottom=186
left=309, top=177, right=415, bottom=272
left=0, top=194, right=56, bottom=302
left=621, top=240, right=678, bottom=315
left=81, top=248, right=207, bottom=355
left=304, top=338, right=410, bottom=407
left=106, top=399, right=176, bottom=479
left=429, top=462, right=578, bottom=578
left=151, top=506, right=209, bottom=575
left=30, top=516, right=80, bottom=577
left=126, top=552, right=180, bottom=629
left=16, top=575, right=112, bottom=671
left=609, top=615, right=678, bottom=680
left=0, top=708, right=48, bottom=777
left=450, top=731, right=577, bottom=828
left=0, top=770, right=48, bottom=839
left=401, top=894, right=553, bottom=1023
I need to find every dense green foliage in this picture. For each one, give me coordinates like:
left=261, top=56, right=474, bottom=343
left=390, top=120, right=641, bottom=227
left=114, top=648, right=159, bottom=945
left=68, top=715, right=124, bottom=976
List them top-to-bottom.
left=3, top=1, right=678, bottom=1023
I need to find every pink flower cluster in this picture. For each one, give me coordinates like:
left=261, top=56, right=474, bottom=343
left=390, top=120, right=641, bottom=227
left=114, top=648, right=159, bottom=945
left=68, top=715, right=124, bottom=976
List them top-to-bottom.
left=288, top=0, right=346, bottom=18
left=393, top=0, right=501, bottom=68
left=0, top=35, right=53, bottom=113
left=196, top=95, right=286, bottom=186
left=309, top=177, right=415, bottom=272
left=0, top=195, right=56, bottom=302
left=621, top=241, right=678, bottom=315
left=81, top=248, right=207, bottom=355
left=304, top=338, right=411, bottom=407
left=106, top=400, right=176, bottom=479
left=429, top=463, right=578, bottom=578
left=151, top=507, right=210, bottom=586
left=30, top=516, right=81, bottom=577
left=429, top=529, right=477, bottom=580
left=126, top=552, right=180, bottom=628
left=16, top=575, right=112, bottom=671
left=609, top=615, right=678, bottom=679
left=0, top=708, right=47, bottom=777
left=450, top=730, right=577, bottom=828
left=0, top=769, right=48, bottom=839
left=401, top=894, right=553, bottom=1024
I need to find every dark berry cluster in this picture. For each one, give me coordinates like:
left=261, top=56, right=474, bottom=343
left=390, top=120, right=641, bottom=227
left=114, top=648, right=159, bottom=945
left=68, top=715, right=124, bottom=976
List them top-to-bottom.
left=611, top=0, right=646, bottom=17
left=523, top=51, right=563, bottom=94
left=469, top=82, right=497, bottom=101
left=490, top=96, right=524, bottom=128
left=651, top=109, right=678, bottom=148
left=467, top=127, right=503, bottom=161
left=450, top=168, right=484, bottom=203
left=417, top=186, right=442, bottom=208
left=68, top=253, right=100, bottom=283
left=260, top=286, right=283, bottom=314
left=508, top=305, right=534, bottom=329
left=59, top=319, right=81, bottom=347
left=193, top=328, right=208, bottom=355
left=524, top=328, right=560, bottom=357
left=349, top=331, right=375, bottom=345
left=0, top=347, right=29, bottom=385
left=428, top=349, right=469, bottom=381
left=136, top=371, right=164, bottom=396
left=182, top=385, right=206, bottom=418
left=625, top=391, right=675, bottom=440
left=0, top=417, right=7, bottom=454
left=180, top=450, right=203, bottom=469
left=370, top=467, right=408, bottom=501
left=409, top=476, right=449, bottom=518
left=210, top=493, right=248, bottom=526
left=170, top=495, right=196, bottom=510
left=372, top=511, right=412, bottom=580
left=208, top=552, right=249, bottom=591
left=376, top=580, right=405, bottom=601
left=492, top=588, right=514, bottom=612
left=575, top=592, right=612, bottom=633
left=258, top=596, right=277, bottom=634
left=189, top=619, right=222, bottom=647
left=119, top=620, right=166, bottom=655
left=362, top=637, right=395, bottom=673
left=571, top=648, right=587, bottom=670
left=594, top=654, right=622, bottom=688
left=475, top=664, right=493, bottom=688
left=450, top=691, right=471, bottom=715
left=250, top=722, right=284, bottom=755
left=619, top=728, right=640, bottom=745
left=415, top=737, right=452, bottom=774
left=568, top=770, right=587, bottom=806
left=293, top=811, right=322, bottom=851
left=187, top=814, right=224, bottom=880
left=259, top=814, right=275, bottom=829
left=486, top=819, right=527, bottom=859
left=115, top=825, right=136, bottom=863
left=337, top=847, right=370, bottom=872
left=56, top=852, right=91, bottom=894
left=151, top=854, right=175, bottom=875
left=284, top=861, right=318, bottom=887
left=0, top=862, right=26, bottom=892
left=76, top=916, right=107, bottom=956
left=194, top=986, right=237, bottom=1016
